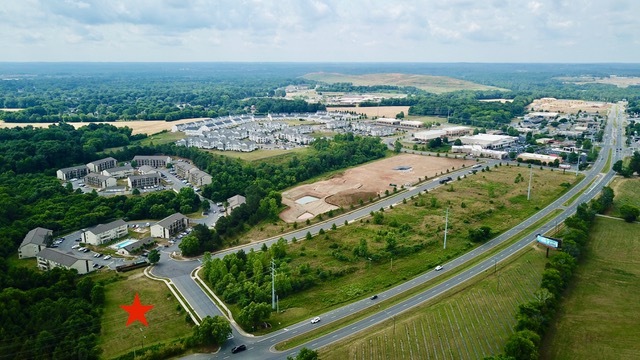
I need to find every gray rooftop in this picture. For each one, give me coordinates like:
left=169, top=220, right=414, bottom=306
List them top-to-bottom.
left=87, top=157, right=116, bottom=165
left=58, top=164, right=89, bottom=172
left=128, top=173, right=160, bottom=181
left=156, top=213, right=187, bottom=228
left=85, top=219, right=127, bottom=235
left=20, top=227, right=53, bottom=248
left=122, top=237, right=155, bottom=253
left=37, top=248, right=83, bottom=267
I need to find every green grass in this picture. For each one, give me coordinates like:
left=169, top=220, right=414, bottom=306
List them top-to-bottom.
left=137, top=131, right=186, bottom=146
left=205, top=147, right=309, bottom=162
left=602, top=148, right=613, bottom=173
left=233, top=166, right=579, bottom=333
left=562, top=175, right=589, bottom=206
left=608, top=177, right=640, bottom=218
left=275, top=207, right=563, bottom=350
left=541, top=217, right=640, bottom=360
left=319, top=246, right=550, bottom=359
left=6, top=253, right=37, bottom=269
left=99, top=270, right=194, bottom=359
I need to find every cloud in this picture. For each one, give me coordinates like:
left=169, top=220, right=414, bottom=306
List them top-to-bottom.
left=0, top=0, right=637, bottom=62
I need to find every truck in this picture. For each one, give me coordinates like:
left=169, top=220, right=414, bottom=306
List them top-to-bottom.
left=559, top=164, right=571, bottom=169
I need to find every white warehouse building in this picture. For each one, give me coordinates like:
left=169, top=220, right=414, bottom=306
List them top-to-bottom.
left=458, top=134, right=517, bottom=149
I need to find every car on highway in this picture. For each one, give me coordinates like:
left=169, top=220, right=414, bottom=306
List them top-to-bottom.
left=435, top=265, right=443, bottom=271
left=370, top=295, right=378, bottom=300
left=311, top=316, right=321, bottom=324
left=231, top=344, right=246, bottom=354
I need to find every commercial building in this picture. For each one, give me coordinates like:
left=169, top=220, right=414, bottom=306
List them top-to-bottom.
left=375, top=118, right=400, bottom=126
left=399, top=120, right=423, bottom=128
left=413, top=126, right=473, bottom=141
left=458, top=134, right=517, bottom=149
left=451, top=145, right=508, bottom=159
left=517, top=153, right=562, bottom=164
left=133, top=155, right=172, bottom=168
left=86, top=157, right=117, bottom=173
left=102, top=164, right=135, bottom=179
left=56, top=165, right=89, bottom=181
left=84, top=173, right=117, bottom=189
left=127, top=173, right=161, bottom=189
left=151, top=213, right=189, bottom=239
left=81, top=219, right=128, bottom=245
left=18, top=227, right=53, bottom=259
left=117, top=237, right=155, bottom=256
left=37, top=248, right=94, bottom=275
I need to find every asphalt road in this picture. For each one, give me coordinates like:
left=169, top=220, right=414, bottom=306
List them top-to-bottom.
left=169, top=103, right=627, bottom=359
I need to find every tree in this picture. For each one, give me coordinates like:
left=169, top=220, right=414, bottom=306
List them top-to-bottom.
left=395, top=111, right=405, bottom=119
left=454, top=138, right=463, bottom=146
left=394, top=139, right=402, bottom=153
left=612, top=160, right=624, bottom=173
left=132, top=188, right=141, bottom=195
left=620, top=204, right=639, bottom=223
left=179, top=235, right=200, bottom=256
left=148, top=249, right=160, bottom=264
left=238, top=301, right=272, bottom=328
left=191, top=316, right=232, bottom=346
left=504, top=330, right=540, bottom=360
left=287, top=348, right=319, bottom=360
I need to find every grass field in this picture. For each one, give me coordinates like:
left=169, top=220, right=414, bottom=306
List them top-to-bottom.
left=302, top=73, right=503, bottom=93
left=137, top=131, right=186, bottom=146
left=205, top=146, right=309, bottom=162
left=257, top=165, right=580, bottom=330
left=608, top=177, right=640, bottom=218
left=541, top=217, right=640, bottom=359
left=319, top=246, right=550, bottom=359
left=99, top=270, right=193, bottom=359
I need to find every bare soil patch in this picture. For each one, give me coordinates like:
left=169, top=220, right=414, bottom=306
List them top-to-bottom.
left=527, top=98, right=612, bottom=114
left=0, top=118, right=206, bottom=135
left=279, top=154, right=475, bottom=222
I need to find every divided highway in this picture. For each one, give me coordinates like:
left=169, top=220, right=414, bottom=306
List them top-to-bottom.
left=158, top=103, right=627, bottom=359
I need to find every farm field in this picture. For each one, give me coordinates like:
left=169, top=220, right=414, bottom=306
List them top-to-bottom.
left=302, top=73, right=504, bottom=93
left=328, top=106, right=410, bottom=119
left=0, top=118, right=203, bottom=135
left=280, top=154, right=475, bottom=222
left=264, top=164, right=581, bottom=329
left=541, top=217, right=640, bottom=360
left=319, top=246, right=549, bottom=359
left=99, top=270, right=193, bottom=359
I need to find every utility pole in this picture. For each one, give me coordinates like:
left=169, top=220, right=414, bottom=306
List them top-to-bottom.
left=576, top=154, right=581, bottom=176
left=527, top=166, right=533, bottom=200
left=444, top=207, right=449, bottom=249
left=271, top=259, right=276, bottom=310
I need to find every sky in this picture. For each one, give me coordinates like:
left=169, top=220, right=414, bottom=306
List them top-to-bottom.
left=1, top=0, right=638, bottom=63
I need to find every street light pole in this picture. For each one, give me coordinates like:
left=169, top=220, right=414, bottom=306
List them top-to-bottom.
left=527, top=166, right=533, bottom=200
left=444, top=207, right=449, bottom=249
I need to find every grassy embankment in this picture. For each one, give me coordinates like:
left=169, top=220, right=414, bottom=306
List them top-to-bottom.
left=223, top=165, right=581, bottom=332
left=607, top=177, right=640, bottom=218
left=541, top=216, right=640, bottom=359
left=99, top=269, right=193, bottom=359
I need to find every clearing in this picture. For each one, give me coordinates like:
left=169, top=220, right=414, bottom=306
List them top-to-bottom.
left=302, top=73, right=503, bottom=93
left=556, top=75, right=640, bottom=88
left=527, top=98, right=611, bottom=114
left=327, top=106, right=410, bottom=119
left=0, top=118, right=205, bottom=135
left=279, top=154, right=475, bottom=222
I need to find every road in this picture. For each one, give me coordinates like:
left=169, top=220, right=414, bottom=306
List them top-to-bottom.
left=163, top=103, right=626, bottom=359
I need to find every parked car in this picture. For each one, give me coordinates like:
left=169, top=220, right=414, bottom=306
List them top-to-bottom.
left=103, top=255, right=112, bottom=260
left=311, top=316, right=321, bottom=324
left=231, top=344, right=246, bottom=354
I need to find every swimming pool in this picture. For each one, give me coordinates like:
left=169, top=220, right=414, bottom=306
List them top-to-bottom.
left=113, top=239, right=137, bottom=249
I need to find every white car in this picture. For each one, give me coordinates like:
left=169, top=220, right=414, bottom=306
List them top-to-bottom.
left=103, top=255, right=112, bottom=260
left=435, top=265, right=444, bottom=271
left=311, top=317, right=321, bottom=324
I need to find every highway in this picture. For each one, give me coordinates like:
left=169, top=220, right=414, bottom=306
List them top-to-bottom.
left=160, top=103, right=627, bottom=359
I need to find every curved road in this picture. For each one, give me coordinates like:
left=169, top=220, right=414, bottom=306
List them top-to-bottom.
left=151, top=103, right=626, bottom=359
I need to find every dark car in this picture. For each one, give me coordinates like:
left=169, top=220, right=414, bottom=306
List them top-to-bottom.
left=370, top=295, right=378, bottom=300
left=231, top=344, right=247, bottom=354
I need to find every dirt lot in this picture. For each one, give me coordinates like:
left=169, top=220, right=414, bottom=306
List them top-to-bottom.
left=527, top=98, right=611, bottom=114
left=328, top=106, right=410, bottom=119
left=0, top=118, right=206, bottom=135
left=279, top=154, right=475, bottom=223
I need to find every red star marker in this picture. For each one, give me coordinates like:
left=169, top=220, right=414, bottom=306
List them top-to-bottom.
left=120, top=293, right=154, bottom=327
